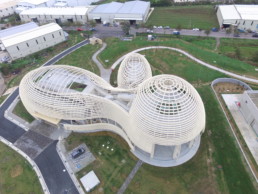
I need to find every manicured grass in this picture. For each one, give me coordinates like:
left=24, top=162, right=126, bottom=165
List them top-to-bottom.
left=146, top=6, right=219, bottom=29
left=99, top=37, right=258, bottom=78
left=219, top=38, right=258, bottom=65
left=57, top=44, right=100, bottom=75
left=0, top=95, right=7, bottom=105
left=13, top=101, right=34, bottom=123
left=65, top=132, right=137, bottom=193
left=0, top=142, right=43, bottom=194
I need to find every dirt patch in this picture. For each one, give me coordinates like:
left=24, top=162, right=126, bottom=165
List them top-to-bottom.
left=213, top=82, right=246, bottom=94
left=10, top=165, right=23, bottom=178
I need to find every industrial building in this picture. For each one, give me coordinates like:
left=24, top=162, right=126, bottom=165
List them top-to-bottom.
left=0, top=0, right=19, bottom=19
left=15, top=0, right=56, bottom=13
left=54, top=0, right=99, bottom=7
left=88, top=1, right=151, bottom=24
left=217, top=5, right=258, bottom=32
left=19, top=6, right=91, bottom=24
left=0, top=23, right=66, bottom=60
left=19, top=53, right=206, bottom=167
left=240, top=90, right=258, bottom=136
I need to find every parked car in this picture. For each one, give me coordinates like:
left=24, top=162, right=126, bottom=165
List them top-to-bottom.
left=153, top=26, right=157, bottom=29
left=157, top=26, right=163, bottom=29
left=164, top=26, right=170, bottom=29
left=211, top=27, right=218, bottom=32
left=76, top=28, right=83, bottom=31
left=89, top=28, right=96, bottom=31
left=192, top=28, right=199, bottom=31
left=147, top=29, right=154, bottom=33
left=172, top=31, right=180, bottom=35
left=233, top=33, right=240, bottom=37
left=252, top=33, right=258, bottom=38
left=71, top=147, right=85, bottom=159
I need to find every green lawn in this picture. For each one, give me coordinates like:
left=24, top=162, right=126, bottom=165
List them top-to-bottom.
left=146, top=6, right=219, bottom=29
left=99, top=37, right=258, bottom=78
left=219, top=38, right=258, bottom=66
left=57, top=44, right=101, bottom=75
left=0, top=95, right=7, bottom=105
left=13, top=101, right=34, bottom=123
left=65, top=132, right=137, bottom=193
left=0, top=142, right=43, bottom=194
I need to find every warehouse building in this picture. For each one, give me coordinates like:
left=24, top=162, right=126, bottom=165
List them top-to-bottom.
left=0, top=0, right=19, bottom=19
left=15, top=0, right=56, bottom=13
left=54, top=0, right=99, bottom=7
left=88, top=1, right=151, bottom=25
left=217, top=5, right=258, bottom=32
left=20, top=6, right=91, bottom=24
left=0, top=23, right=66, bottom=60
left=240, top=90, right=258, bottom=136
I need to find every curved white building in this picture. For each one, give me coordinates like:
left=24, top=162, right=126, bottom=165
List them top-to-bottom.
left=19, top=54, right=205, bottom=167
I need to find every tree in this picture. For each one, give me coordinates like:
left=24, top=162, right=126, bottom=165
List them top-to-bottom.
left=89, top=20, right=96, bottom=28
left=121, top=22, right=130, bottom=35
left=176, top=24, right=182, bottom=31
left=226, top=28, right=232, bottom=35
left=204, top=29, right=211, bottom=36
left=234, top=47, right=242, bottom=60
left=252, top=51, right=258, bottom=62
left=0, top=63, right=10, bottom=76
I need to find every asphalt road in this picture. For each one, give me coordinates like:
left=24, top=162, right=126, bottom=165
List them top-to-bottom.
left=0, top=40, right=90, bottom=193
left=35, top=141, right=79, bottom=194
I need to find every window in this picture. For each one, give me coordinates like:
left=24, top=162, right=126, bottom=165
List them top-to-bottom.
left=81, top=16, right=82, bottom=19
left=235, top=20, right=237, bottom=24
left=243, top=21, right=245, bottom=25
left=251, top=21, right=254, bottom=26
left=59, top=32, right=61, bottom=36
left=52, top=34, right=54, bottom=38
left=43, top=37, right=46, bottom=41
left=36, top=40, right=38, bottom=44
left=26, top=43, right=29, bottom=47
left=17, top=46, right=19, bottom=51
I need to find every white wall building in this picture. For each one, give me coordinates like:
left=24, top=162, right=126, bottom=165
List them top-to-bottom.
left=0, top=0, right=19, bottom=19
left=15, top=0, right=56, bottom=13
left=54, top=0, right=99, bottom=7
left=174, top=0, right=195, bottom=3
left=88, top=1, right=151, bottom=24
left=217, top=5, right=258, bottom=32
left=20, top=6, right=91, bottom=24
left=0, top=23, right=66, bottom=60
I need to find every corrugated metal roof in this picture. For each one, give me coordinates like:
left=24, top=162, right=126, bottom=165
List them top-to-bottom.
left=19, top=0, right=51, bottom=5
left=90, top=1, right=149, bottom=15
left=90, top=2, right=123, bottom=14
left=219, top=5, right=258, bottom=20
left=20, top=6, right=91, bottom=16
left=0, top=22, right=38, bottom=39
left=1, top=23, right=62, bottom=47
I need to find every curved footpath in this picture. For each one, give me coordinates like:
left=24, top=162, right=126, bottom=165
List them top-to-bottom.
left=0, top=39, right=90, bottom=194
left=110, top=46, right=258, bottom=84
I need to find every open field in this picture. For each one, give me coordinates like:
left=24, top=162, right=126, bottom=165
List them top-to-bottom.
left=146, top=6, right=219, bottom=29
left=100, top=37, right=258, bottom=78
left=219, top=38, right=258, bottom=66
left=57, top=44, right=101, bottom=75
left=13, top=100, right=34, bottom=123
left=65, top=132, right=137, bottom=193
left=0, top=142, right=43, bottom=194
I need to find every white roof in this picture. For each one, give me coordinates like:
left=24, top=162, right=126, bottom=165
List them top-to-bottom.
left=0, top=0, right=18, bottom=9
left=19, top=0, right=50, bottom=5
left=90, top=0, right=149, bottom=15
left=219, top=5, right=258, bottom=20
left=20, top=6, right=90, bottom=16
left=0, top=22, right=38, bottom=39
left=1, top=23, right=62, bottom=47
left=80, top=171, right=100, bottom=192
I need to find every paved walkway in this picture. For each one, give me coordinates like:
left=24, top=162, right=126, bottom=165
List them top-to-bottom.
left=92, top=42, right=112, bottom=82
left=111, top=46, right=258, bottom=84
left=117, top=160, right=143, bottom=194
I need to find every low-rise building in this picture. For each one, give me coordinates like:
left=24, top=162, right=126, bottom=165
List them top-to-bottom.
left=0, top=0, right=19, bottom=19
left=15, top=0, right=56, bottom=14
left=54, top=0, right=99, bottom=7
left=88, top=1, right=151, bottom=25
left=217, top=5, right=258, bottom=32
left=20, top=6, right=91, bottom=24
left=0, top=23, right=66, bottom=60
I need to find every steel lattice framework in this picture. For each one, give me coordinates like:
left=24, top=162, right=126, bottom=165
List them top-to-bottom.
left=19, top=53, right=206, bottom=167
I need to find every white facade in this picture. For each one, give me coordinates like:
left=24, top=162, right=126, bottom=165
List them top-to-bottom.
left=0, top=0, right=19, bottom=19
left=15, top=0, right=56, bottom=13
left=174, top=0, right=195, bottom=3
left=88, top=1, right=150, bottom=24
left=217, top=5, right=258, bottom=32
left=20, top=7, right=91, bottom=24
left=1, top=23, right=66, bottom=60
left=19, top=53, right=206, bottom=167
left=240, top=91, right=258, bottom=136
